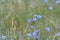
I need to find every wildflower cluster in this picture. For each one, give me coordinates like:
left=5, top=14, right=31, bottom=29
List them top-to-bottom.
left=26, top=0, right=60, bottom=39
left=44, top=0, right=60, bottom=4
left=44, top=0, right=60, bottom=37
left=44, top=0, right=60, bottom=11
left=26, top=14, right=42, bottom=40
left=26, top=14, right=60, bottom=40
left=27, top=14, right=42, bottom=23
left=26, top=30, right=39, bottom=40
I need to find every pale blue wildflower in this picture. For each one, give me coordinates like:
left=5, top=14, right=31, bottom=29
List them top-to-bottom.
left=44, top=0, right=48, bottom=3
left=56, top=0, right=60, bottom=4
left=34, top=15, right=42, bottom=19
left=36, top=15, right=42, bottom=19
left=32, top=18, right=38, bottom=22
left=27, top=19, right=32, bottom=23
left=29, top=25, right=34, bottom=29
left=45, top=27, right=51, bottom=32
left=32, top=30, right=39, bottom=40
left=32, top=31, right=38, bottom=40
left=56, top=32, right=60, bottom=36
left=1, top=36, right=6, bottom=40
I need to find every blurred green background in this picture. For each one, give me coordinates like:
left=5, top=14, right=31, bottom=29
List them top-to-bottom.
left=0, top=0, right=60, bottom=40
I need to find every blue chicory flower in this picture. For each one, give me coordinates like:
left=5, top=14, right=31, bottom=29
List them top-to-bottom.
left=44, top=0, right=48, bottom=3
left=55, top=0, right=60, bottom=4
left=34, top=14, right=42, bottom=19
left=36, top=15, right=42, bottom=19
left=32, top=18, right=38, bottom=22
left=27, top=19, right=32, bottom=23
left=29, top=25, right=34, bottom=29
left=45, top=27, right=51, bottom=32
left=32, top=29, right=39, bottom=40
left=32, top=32, right=38, bottom=40
left=56, top=32, right=60, bottom=36
left=1, top=36, right=6, bottom=40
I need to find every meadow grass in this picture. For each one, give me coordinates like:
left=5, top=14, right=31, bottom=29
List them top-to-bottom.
left=0, top=0, right=60, bottom=40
